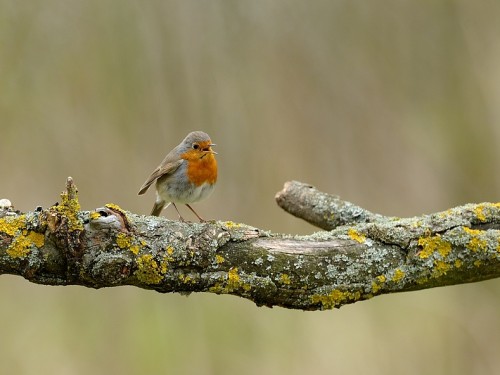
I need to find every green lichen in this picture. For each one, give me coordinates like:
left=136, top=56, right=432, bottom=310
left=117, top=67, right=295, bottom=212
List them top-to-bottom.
left=134, top=254, right=167, bottom=284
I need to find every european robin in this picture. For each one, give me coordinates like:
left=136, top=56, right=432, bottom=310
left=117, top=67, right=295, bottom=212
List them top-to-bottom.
left=138, top=131, right=218, bottom=221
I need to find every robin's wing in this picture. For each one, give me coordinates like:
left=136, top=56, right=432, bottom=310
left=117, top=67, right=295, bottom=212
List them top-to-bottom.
left=138, top=159, right=184, bottom=195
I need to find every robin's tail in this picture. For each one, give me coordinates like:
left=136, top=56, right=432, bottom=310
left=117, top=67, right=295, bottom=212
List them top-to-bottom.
left=150, top=201, right=169, bottom=216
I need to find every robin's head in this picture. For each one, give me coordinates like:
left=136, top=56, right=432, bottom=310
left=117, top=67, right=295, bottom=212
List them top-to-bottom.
left=180, top=131, right=217, bottom=160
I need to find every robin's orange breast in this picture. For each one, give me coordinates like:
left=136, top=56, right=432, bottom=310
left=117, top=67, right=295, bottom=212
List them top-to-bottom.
left=182, top=151, right=218, bottom=186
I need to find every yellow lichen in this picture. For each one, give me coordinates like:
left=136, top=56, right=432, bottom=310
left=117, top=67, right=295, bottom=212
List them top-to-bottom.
left=52, top=188, right=83, bottom=231
left=105, top=203, right=126, bottom=214
left=474, top=205, right=487, bottom=222
left=89, top=211, right=101, bottom=220
left=0, top=215, right=26, bottom=236
left=0, top=215, right=45, bottom=258
left=412, top=220, right=423, bottom=228
left=223, top=221, right=241, bottom=229
left=463, top=227, right=488, bottom=252
left=463, top=227, right=481, bottom=236
left=348, top=228, right=366, bottom=243
left=6, top=231, right=45, bottom=258
left=29, top=231, right=44, bottom=248
left=115, top=233, right=143, bottom=255
left=115, top=233, right=142, bottom=255
left=116, top=233, right=132, bottom=249
left=418, top=236, right=451, bottom=259
left=7, top=237, right=32, bottom=258
left=468, top=237, right=487, bottom=252
left=129, top=245, right=140, bottom=255
left=166, top=246, right=174, bottom=255
left=134, top=254, right=167, bottom=284
left=215, top=254, right=225, bottom=264
left=455, top=259, right=462, bottom=268
left=160, top=260, right=168, bottom=274
left=432, top=260, right=451, bottom=277
left=474, top=260, right=482, bottom=267
left=209, top=267, right=251, bottom=293
left=227, top=267, right=241, bottom=290
left=391, top=269, right=405, bottom=282
left=279, top=273, right=291, bottom=285
left=179, top=274, right=195, bottom=284
left=372, top=275, right=386, bottom=293
left=371, top=281, right=381, bottom=293
left=208, top=284, right=222, bottom=293
left=311, top=289, right=362, bottom=309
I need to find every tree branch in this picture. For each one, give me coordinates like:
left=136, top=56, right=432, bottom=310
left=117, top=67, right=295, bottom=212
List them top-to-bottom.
left=1, top=178, right=500, bottom=310
left=275, top=180, right=385, bottom=229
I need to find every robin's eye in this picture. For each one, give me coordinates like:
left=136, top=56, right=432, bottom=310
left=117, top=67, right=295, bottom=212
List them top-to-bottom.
left=192, top=144, right=199, bottom=150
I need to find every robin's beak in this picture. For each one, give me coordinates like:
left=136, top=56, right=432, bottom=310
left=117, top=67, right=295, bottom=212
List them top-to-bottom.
left=200, top=144, right=217, bottom=158
left=206, top=144, right=217, bottom=155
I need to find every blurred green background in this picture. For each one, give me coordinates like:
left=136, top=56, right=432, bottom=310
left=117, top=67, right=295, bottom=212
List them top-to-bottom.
left=2, top=1, right=500, bottom=374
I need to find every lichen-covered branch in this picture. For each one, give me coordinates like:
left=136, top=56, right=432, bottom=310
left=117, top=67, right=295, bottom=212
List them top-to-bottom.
left=1, top=178, right=500, bottom=311
left=275, top=180, right=386, bottom=229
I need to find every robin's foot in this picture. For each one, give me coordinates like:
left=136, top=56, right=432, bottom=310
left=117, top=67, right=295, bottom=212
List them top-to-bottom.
left=185, top=204, right=206, bottom=222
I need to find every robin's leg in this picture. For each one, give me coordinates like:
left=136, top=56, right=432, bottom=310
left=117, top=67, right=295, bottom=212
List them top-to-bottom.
left=171, top=202, right=186, bottom=222
left=185, top=204, right=205, bottom=222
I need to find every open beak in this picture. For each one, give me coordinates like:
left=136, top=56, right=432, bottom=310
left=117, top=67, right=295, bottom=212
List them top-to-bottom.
left=201, top=143, right=217, bottom=156
left=206, top=143, right=217, bottom=155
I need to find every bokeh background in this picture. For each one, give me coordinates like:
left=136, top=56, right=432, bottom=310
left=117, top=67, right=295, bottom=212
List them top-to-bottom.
left=2, top=1, right=500, bottom=374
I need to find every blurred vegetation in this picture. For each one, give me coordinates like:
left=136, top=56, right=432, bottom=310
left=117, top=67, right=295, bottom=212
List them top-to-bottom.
left=1, top=1, right=500, bottom=374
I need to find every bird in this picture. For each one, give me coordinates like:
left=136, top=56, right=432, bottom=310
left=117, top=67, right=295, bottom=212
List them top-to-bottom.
left=138, top=131, right=217, bottom=221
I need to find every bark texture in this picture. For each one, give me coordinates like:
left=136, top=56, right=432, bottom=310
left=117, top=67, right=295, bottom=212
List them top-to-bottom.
left=1, top=178, right=500, bottom=310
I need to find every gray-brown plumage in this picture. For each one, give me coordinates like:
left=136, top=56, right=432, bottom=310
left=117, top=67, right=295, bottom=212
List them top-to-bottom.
left=138, top=131, right=217, bottom=220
